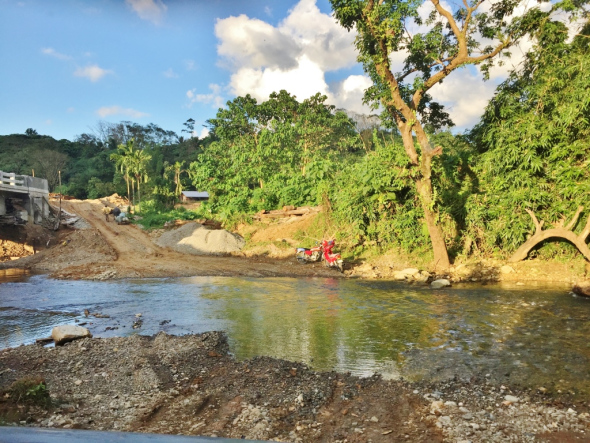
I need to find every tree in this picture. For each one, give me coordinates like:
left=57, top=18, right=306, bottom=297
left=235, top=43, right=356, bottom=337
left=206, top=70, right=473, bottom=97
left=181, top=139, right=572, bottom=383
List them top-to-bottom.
left=330, top=0, right=575, bottom=269
left=465, top=20, right=590, bottom=258
left=110, top=140, right=136, bottom=205
left=129, top=148, right=152, bottom=212
left=31, top=149, right=69, bottom=191
left=164, top=160, right=187, bottom=197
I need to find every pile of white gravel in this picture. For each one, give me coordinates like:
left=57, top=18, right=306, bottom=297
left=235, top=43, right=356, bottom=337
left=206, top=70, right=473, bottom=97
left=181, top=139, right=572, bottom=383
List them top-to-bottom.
left=155, top=222, right=245, bottom=255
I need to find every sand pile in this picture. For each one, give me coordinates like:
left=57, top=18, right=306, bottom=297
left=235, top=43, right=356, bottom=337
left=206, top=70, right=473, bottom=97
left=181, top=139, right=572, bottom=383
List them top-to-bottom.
left=155, top=222, right=245, bottom=255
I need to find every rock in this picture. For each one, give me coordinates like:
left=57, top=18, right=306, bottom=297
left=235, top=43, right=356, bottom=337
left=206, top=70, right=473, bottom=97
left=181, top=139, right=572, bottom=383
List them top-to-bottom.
left=500, top=265, right=515, bottom=274
left=400, top=268, right=420, bottom=277
left=393, top=271, right=408, bottom=281
left=414, top=271, right=430, bottom=283
left=431, top=279, right=451, bottom=289
left=572, top=281, right=590, bottom=297
left=51, top=325, right=92, bottom=346
left=504, top=395, right=519, bottom=403
left=431, top=400, right=444, bottom=415
left=370, top=416, right=379, bottom=422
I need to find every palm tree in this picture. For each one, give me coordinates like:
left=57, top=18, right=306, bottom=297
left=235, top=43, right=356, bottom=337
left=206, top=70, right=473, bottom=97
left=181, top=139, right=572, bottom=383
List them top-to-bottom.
left=110, top=140, right=136, bottom=205
left=129, top=148, right=151, bottom=213
left=164, top=160, right=186, bottom=198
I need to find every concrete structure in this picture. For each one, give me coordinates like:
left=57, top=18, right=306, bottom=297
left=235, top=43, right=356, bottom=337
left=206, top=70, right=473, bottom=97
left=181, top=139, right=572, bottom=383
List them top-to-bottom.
left=0, top=170, right=50, bottom=224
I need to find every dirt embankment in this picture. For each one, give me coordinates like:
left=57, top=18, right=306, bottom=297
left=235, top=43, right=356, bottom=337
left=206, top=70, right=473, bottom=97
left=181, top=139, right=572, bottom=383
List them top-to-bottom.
left=0, top=198, right=345, bottom=280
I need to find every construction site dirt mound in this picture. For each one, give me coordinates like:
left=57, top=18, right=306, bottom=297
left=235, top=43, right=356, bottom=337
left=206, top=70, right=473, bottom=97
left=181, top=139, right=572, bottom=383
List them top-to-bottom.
left=155, top=223, right=245, bottom=255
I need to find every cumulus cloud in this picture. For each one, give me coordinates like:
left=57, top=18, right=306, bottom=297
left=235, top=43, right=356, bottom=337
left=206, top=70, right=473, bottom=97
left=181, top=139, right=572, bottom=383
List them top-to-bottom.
left=125, top=0, right=167, bottom=25
left=214, top=0, right=358, bottom=106
left=41, top=47, right=72, bottom=61
left=74, top=64, right=113, bottom=82
left=163, top=68, right=178, bottom=78
left=428, top=68, right=499, bottom=129
left=328, top=75, right=373, bottom=114
left=187, top=84, right=225, bottom=109
left=96, top=106, right=149, bottom=118
left=199, top=127, right=210, bottom=139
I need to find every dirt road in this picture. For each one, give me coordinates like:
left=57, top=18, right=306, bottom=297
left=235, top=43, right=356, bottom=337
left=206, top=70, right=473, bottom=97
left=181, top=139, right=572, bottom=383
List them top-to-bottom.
left=7, top=198, right=343, bottom=280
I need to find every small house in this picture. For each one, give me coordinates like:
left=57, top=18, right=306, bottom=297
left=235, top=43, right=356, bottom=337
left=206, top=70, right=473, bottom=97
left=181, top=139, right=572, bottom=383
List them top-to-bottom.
left=181, top=191, right=210, bottom=203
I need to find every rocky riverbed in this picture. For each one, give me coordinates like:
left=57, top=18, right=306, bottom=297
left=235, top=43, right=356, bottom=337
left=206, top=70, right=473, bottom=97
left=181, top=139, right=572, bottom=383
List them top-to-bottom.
left=1, top=332, right=589, bottom=442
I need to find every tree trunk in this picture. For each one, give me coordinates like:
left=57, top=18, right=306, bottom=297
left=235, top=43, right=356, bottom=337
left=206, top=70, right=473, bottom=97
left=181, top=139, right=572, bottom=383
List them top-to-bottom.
left=416, top=177, right=451, bottom=270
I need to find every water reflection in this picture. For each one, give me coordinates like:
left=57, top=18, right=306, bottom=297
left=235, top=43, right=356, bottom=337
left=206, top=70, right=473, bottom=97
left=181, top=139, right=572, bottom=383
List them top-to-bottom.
left=0, top=276, right=589, bottom=395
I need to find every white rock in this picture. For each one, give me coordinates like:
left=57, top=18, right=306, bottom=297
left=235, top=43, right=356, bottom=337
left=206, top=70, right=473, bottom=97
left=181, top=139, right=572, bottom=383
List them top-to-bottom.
left=500, top=265, right=515, bottom=274
left=400, top=268, right=420, bottom=277
left=393, top=271, right=408, bottom=281
left=431, top=279, right=451, bottom=289
left=51, top=325, right=92, bottom=346
left=504, top=395, right=519, bottom=403
left=370, top=416, right=379, bottom=422
left=437, top=416, right=451, bottom=427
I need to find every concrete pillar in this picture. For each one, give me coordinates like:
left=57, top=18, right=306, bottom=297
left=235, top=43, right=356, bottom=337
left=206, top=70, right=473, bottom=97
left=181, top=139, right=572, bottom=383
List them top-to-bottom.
left=0, top=194, right=5, bottom=215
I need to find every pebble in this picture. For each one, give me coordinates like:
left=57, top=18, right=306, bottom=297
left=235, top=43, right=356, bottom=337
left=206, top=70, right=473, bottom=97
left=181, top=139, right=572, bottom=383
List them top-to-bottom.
left=504, top=395, right=519, bottom=403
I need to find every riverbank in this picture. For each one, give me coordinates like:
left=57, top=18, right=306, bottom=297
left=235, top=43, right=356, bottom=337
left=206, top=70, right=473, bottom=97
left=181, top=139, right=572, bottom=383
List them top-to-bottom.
left=0, top=198, right=587, bottom=286
left=1, top=332, right=589, bottom=442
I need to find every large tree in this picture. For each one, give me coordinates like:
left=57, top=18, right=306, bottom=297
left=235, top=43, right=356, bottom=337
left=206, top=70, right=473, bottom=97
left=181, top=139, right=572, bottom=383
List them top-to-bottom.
left=330, top=0, right=578, bottom=269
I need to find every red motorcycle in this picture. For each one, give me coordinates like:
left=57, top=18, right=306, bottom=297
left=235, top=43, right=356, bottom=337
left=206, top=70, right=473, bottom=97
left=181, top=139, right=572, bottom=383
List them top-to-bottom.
left=322, top=239, right=344, bottom=273
left=296, top=242, right=323, bottom=263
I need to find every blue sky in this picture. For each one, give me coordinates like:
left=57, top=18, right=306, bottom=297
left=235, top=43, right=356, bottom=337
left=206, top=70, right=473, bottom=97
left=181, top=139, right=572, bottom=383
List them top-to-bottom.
left=1, top=0, right=522, bottom=141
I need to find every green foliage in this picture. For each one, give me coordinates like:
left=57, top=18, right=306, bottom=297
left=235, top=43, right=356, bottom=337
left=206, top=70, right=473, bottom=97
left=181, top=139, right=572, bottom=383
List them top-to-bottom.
left=465, top=21, right=590, bottom=257
left=189, top=91, right=363, bottom=216
left=135, top=204, right=205, bottom=229
left=5, top=377, right=50, bottom=407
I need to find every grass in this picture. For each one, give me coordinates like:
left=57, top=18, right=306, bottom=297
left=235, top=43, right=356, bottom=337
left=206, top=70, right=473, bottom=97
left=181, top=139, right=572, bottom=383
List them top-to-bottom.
left=4, top=377, right=51, bottom=407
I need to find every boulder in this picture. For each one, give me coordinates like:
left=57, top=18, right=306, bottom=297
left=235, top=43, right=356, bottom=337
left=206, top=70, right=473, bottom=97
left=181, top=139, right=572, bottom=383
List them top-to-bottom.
left=500, top=265, right=515, bottom=274
left=400, top=268, right=420, bottom=277
left=392, top=271, right=408, bottom=281
left=414, top=271, right=430, bottom=283
left=431, top=279, right=451, bottom=289
left=573, top=281, right=590, bottom=297
left=52, top=325, right=92, bottom=346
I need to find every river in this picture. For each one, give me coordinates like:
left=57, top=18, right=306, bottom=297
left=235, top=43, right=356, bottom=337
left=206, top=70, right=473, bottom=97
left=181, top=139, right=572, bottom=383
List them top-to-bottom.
left=1, top=269, right=589, bottom=397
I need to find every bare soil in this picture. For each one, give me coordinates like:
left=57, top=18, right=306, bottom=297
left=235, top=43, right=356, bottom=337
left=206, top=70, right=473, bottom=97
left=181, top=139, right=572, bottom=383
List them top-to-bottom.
left=0, top=198, right=345, bottom=280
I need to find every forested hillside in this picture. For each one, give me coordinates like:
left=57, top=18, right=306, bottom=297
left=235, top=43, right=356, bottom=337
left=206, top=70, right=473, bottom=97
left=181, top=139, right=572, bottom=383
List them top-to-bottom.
left=1, top=21, right=588, bottom=265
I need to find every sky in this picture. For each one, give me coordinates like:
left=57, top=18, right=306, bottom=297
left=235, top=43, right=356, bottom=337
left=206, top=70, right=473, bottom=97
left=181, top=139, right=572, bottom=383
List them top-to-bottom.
left=0, top=0, right=539, bottom=141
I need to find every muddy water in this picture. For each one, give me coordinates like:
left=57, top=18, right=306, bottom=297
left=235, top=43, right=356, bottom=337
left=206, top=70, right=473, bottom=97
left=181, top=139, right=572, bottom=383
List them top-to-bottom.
left=1, top=274, right=589, bottom=396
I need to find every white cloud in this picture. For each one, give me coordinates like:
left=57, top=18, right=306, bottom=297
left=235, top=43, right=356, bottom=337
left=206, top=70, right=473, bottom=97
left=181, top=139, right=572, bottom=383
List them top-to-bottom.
left=125, top=0, right=167, bottom=25
left=214, top=0, right=359, bottom=106
left=264, top=6, right=272, bottom=17
left=41, top=47, right=72, bottom=61
left=230, top=55, right=329, bottom=101
left=184, top=60, right=197, bottom=71
left=74, top=64, right=113, bottom=82
left=163, top=68, right=178, bottom=78
left=428, top=68, right=499, bottom=129
left=328, top=75, right=373, bottom=114
left=187, top=84, right=225, bottom=108
left=96, top=106, right=149, bottom=118
left=67, top=107, right=75, bottom=113
left=45, top=119, right=52, bottom=125
left=199, top=127, right=210, bottom=139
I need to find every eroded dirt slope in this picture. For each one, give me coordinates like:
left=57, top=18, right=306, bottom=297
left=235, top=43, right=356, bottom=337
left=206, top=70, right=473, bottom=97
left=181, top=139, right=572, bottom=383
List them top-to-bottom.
left=1, top=199, right=343, bottom=280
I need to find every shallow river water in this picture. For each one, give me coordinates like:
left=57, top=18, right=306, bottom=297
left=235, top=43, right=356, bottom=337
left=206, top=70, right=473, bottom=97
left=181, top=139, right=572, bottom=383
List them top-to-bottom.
left=1, top=269, right=589, bottom=396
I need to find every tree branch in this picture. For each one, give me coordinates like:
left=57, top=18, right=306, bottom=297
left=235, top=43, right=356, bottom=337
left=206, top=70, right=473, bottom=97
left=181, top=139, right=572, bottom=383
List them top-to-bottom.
left=565, top=206, right=584, bottom=231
